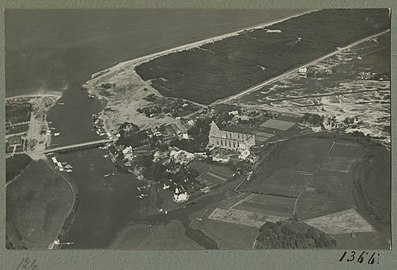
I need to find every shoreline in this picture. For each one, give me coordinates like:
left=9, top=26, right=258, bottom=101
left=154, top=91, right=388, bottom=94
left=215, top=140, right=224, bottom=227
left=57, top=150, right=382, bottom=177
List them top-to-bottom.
left=86, top=9, right=316, bottom=83
left=82, top=10, right=316, bottom=136
left=5, top=91, right=63, bottom=101
left=45, top=160, right=79, bottom=250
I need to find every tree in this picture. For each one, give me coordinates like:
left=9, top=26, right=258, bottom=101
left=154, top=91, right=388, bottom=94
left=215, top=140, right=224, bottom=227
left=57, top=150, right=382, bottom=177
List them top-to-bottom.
left=142, top=162, right=166, bottom=182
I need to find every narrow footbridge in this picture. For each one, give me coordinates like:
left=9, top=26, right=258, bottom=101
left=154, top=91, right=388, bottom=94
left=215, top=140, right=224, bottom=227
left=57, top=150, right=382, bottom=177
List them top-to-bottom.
left=44, top=139, right=113, bottom=154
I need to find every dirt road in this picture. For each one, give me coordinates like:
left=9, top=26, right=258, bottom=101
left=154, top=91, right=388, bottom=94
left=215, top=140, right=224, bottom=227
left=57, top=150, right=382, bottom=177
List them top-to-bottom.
left=213, top=29, right=390, bottom=105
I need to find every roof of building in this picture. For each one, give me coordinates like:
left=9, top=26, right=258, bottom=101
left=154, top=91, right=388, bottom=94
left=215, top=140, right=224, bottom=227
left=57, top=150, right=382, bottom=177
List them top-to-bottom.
left=221, top=123, right=254, bottom=135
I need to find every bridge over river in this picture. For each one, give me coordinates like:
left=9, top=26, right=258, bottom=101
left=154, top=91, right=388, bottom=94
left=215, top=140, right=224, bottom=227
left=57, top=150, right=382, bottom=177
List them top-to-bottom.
left=44, top=139, right=113, bottom=154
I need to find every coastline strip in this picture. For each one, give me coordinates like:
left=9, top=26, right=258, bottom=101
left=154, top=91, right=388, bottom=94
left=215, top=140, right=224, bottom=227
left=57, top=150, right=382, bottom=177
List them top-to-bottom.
left=87, top=10, right=317, bottom=81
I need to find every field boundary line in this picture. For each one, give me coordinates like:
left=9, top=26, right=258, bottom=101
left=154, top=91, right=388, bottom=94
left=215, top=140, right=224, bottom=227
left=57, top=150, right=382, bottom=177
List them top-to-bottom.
left=292, top=141, right=336, bottom=215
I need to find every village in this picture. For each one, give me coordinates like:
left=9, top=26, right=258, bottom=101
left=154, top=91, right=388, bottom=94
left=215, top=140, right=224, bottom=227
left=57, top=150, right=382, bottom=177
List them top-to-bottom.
left=88, top=95, right=307, bottom=211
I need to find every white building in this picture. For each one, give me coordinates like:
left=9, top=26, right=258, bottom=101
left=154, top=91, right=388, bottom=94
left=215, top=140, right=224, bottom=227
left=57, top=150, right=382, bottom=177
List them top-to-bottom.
left=208, top=121, right=255, bottom=152
left=122, top=146, right=134, bottom=160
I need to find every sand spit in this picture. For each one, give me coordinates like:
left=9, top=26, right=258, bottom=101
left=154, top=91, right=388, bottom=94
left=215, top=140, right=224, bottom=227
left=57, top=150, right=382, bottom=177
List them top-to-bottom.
left=82, top=10, right=316, bottom=133
left=6, top=92, right=62, bottom=160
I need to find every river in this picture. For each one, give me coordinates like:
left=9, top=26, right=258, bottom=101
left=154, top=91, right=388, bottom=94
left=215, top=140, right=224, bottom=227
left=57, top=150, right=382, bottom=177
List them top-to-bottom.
left=6, top=9, right=304, bottom=249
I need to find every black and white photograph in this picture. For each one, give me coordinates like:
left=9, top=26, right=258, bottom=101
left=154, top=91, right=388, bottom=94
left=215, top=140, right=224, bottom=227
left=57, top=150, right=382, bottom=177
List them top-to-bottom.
left=4, top=8, right=391, bottom=251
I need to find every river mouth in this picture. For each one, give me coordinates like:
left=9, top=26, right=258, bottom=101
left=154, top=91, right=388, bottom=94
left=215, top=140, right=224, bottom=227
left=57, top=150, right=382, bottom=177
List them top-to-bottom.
left=6, top=9, right=308, bottom=249
left=57, top=148, right=141, bottom=249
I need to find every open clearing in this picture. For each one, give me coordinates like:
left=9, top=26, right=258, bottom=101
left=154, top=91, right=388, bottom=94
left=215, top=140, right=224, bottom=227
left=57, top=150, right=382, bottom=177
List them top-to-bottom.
left=259, top=118, right=296, bottom=130
left=6, top=160, right=74, bottom=249
left=209, top=208, right=287, bottom=228
left=305, top=208, right=374, bottom=234
left=192, top=217, right=259, bottom=249
left=109, top=220, right=202, bottom=250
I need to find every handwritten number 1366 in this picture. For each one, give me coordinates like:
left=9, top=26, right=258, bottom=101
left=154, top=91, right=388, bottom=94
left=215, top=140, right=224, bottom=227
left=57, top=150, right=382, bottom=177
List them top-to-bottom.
left=339, top=251, right=379, bottom=264
left=16, top=257, right=38, bottom=270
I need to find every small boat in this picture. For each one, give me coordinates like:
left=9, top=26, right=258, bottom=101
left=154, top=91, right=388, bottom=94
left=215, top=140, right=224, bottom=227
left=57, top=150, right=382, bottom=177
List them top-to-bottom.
left=54, top=132, right=61, bottom=137
left=103, top=154, right=109, bottom=158
left=66, top=169, right=73, bottom=173
left=104, top=173, right=111, bottom=178
left=137, top=195, right=143, bottom=199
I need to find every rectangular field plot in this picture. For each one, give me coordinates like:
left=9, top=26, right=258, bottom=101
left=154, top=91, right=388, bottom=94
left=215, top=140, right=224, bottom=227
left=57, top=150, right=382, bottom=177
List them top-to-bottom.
left=259, top=119, right=296, bottom=130
left=254, top=131, right=274, bottom=143
left=328, top=141, right=363, bottom=158
left=321, top=156, right=356, bottom=173
left=191, top=161, right=234, bottom=186
left=243, top=170, right=310, bottom=198
left=311, top=172, right=350, bottom=197
left=296, top=180, right=351, bottom=220
left=296, top=191, right=347, bottom=220
left=233, top=194, right=295, bottom=217
left=208, top=208, right=287, bottom=228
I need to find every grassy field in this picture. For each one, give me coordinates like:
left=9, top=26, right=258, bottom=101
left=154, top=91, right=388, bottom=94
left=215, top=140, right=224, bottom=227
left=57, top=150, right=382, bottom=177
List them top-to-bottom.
left=136, top=9, right=390, bottom=104
left=5, top=101, right=32, bottom=124
left=240, top=137, right=334, bottom=194
left=296, top=141, right=363, bottom=219
left=352, top=142, right=391, bottom=241
left=6, top=160, right=74, bottom=249
left=192, top=218, right=258, bottom=249
left=109, top=220, right=203, bottom=250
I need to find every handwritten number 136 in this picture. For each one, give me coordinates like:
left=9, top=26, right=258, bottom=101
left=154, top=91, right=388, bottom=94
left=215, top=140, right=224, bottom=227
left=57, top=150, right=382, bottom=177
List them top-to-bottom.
left=16, top=257, right=38, bottom=270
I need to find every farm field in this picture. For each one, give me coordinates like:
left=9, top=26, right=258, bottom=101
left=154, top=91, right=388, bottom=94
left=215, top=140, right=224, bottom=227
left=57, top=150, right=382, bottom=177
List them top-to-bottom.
left=135, top=9, right=390, bottom=104
left=238, top=31, right=391, bottom=144
left=232, top=135, right=390, bottom=248
left=6, top=160, right=74, bottom=249
left=191, top=161, right=235, bottom=186
left=234, top=194, right=295, bottom=217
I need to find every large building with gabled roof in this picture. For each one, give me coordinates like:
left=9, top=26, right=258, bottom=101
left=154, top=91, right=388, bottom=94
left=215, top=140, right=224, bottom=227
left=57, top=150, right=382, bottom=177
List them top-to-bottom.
left=208, top=121, right=255, bottom=152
